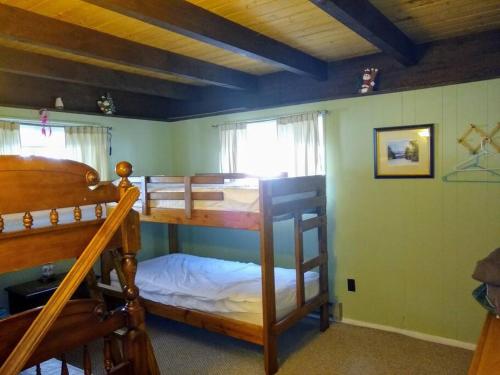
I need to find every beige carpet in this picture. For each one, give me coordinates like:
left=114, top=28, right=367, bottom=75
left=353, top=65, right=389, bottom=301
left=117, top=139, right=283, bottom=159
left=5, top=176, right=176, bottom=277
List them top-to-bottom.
left=68, top=315, right=473, bottom=375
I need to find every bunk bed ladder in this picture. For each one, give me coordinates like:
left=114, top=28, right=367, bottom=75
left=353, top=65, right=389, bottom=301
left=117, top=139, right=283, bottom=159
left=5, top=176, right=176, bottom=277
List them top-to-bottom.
left=294, top=212, right=329, bottom=331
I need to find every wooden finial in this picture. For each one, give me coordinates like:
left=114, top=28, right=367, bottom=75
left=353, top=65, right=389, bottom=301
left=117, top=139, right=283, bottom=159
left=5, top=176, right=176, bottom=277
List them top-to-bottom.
left=116, top=161, right=133, bottom=197
left=95, top=203, right=103, bottom=219
left=74, top=206, right=82, bottom=222
left=50, top=209, right=59, bottom=225
left=23, top=212, right=33, bottom=229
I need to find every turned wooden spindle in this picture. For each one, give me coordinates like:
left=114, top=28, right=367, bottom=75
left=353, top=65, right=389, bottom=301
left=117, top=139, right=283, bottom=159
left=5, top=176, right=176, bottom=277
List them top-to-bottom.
left=115, top=161, right=133, bottom=198
left=95, top=203, right=103, bottom=219
left=74, top=206, right=82, bottom=222
left=50, top=209, right=59, bottom=225
left=23, top=212, right=33, bottom=229
left=0, top=214, right=4, bottom=233
left=122, top=253, right=140, bottom=310
left=104, top=335, right=113, bottom=374
left=83, top=345, right=92, bottom=375
left=60, top=354, right=69, bottom=375
left=36, top=363, right=41, bottom=375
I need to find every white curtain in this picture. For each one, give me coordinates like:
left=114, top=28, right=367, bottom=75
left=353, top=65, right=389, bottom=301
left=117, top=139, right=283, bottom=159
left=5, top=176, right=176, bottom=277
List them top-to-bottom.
left=277, top=112, right=325, bottom=176
left=0, top=121, right=21, bottom=155
left=219, top=123, right=247, bottom=173
left=65, top=126, right=111, bottom=180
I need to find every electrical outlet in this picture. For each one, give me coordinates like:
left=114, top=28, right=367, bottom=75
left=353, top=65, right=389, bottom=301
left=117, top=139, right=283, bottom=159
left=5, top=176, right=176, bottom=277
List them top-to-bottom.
left=347, top=278, right=356, bottom=292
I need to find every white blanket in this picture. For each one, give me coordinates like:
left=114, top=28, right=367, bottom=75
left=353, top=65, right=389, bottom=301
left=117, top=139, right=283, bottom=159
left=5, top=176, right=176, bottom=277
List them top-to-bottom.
left=110, top=253, right=319, bottom=320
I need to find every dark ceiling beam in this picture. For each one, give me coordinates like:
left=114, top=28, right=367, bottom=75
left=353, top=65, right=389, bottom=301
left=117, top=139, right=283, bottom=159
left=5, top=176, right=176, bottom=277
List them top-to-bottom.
left=83, top=0, right=328, bottom=80
left=309, top=0, right=417, bottom=66
left=0, top=4, right=256, bottom=91
left=167, top=30, right=500, bottom=120
left=0, top=46, right=200, bottom=100
left=0, top=71, right=174, bottom=120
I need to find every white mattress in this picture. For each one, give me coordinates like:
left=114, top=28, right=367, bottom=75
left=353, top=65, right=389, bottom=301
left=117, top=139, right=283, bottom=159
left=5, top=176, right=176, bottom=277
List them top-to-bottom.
left=141, top=181, right=260, bottom=212
left=1, top=205, right=101, bottom=233
left=110, top=253, right=319, bottom=325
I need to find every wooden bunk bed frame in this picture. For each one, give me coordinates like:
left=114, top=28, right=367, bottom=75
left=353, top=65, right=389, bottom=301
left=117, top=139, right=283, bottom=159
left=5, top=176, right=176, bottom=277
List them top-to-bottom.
left=0, top=156, right=158, bottom=374
left=102, top=172, right=330, bottom=375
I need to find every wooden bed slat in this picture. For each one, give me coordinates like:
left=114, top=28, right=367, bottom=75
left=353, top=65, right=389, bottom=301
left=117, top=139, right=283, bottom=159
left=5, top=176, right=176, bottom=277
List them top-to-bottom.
left=147, top=175, right=225, bottom=184
left=263, top=175, right=325, bottom=197
left=148, top=191, right=224, bottom=201
left=272, top=196, right=326, bottom=216
left=140, top=208, right=260, bottom=230
left=300, top=215, right=326, bottom=232
left=0, top=220, right=122, bottom=273
left=303, top=254, right=328, bottom=273
left=98, top=283, right=264, bottom=345
left=272, top=292, right=329, bottom=336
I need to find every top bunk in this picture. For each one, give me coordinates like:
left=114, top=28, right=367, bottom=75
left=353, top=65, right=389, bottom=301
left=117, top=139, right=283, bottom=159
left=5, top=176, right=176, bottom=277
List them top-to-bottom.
left=115, top=173, right=327, bottom=231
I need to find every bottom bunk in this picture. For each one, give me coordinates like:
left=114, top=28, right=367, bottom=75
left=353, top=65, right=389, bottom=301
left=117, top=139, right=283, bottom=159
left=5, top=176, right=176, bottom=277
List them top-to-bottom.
left=102, top=252, right=329, bottom=352
left=109, top=253, right=320, bottom=327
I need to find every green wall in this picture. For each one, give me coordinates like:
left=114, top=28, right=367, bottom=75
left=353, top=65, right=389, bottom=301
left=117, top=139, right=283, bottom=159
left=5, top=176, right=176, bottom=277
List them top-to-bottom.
left=1, top=79, right=499, bottom=344
left=167, top=79, right=500, bottom=344
left=0, top=106, right=172, bottom=309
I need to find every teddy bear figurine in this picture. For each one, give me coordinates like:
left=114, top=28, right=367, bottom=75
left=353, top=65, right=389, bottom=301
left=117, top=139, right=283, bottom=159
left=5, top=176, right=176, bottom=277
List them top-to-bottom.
left=359, top=68, right=379, bottom=94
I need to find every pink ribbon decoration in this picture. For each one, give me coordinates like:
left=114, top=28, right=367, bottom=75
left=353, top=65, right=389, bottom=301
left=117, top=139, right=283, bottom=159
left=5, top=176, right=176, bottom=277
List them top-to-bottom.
left=39, top=108, right=51, bottom=136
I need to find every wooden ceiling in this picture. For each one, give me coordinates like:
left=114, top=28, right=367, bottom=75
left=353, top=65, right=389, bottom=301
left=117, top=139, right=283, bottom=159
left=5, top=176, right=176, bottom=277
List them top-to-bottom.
left=0, top=0, right=498, bottom=119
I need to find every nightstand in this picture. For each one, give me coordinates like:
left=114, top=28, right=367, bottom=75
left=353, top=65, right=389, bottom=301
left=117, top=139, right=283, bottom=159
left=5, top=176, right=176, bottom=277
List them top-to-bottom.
left=5, top=273, right=88, bottom=314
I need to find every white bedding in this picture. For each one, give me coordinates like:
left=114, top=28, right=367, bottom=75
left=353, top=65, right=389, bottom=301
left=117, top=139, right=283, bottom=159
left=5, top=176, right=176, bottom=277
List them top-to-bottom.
left=110, top=253, right=319, bottom=325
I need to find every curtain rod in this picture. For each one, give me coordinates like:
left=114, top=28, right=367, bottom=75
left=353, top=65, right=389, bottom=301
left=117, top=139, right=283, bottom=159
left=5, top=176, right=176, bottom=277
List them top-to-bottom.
left=211, top=110, right=328, bottom=128
left=0, top=117, right=112, bottom=130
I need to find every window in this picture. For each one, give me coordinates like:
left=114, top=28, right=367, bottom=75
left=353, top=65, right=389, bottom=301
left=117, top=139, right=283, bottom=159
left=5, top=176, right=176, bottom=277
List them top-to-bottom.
left=219, top=112, right=325, bottom=177
left=19, top=125, right=70, bottom=159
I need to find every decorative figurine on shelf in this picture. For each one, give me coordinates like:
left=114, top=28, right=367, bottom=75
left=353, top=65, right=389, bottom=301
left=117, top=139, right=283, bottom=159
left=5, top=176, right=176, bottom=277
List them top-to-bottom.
left=359, top=68, right=379, bottom=94
left=97, top=92, right=116, bottom=115
left=54, top=97, right=64, bottom=110
left=39, top=108, right=51, bottom=136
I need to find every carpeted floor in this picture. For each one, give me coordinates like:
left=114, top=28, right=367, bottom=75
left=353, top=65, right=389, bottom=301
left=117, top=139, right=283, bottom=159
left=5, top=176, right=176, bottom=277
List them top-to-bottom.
left=68, top=315, right=473, bottom=375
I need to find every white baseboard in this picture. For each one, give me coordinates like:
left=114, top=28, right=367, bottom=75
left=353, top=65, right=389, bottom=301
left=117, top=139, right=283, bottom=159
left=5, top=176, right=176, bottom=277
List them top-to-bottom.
left=341, top=318, right=476, bottom=351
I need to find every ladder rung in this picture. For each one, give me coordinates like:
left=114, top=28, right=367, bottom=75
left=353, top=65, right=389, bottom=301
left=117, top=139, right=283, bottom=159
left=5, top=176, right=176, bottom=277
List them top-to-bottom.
left=300, top=215, right=326, bottom=232
left=303, top=254, right=327, bottom=272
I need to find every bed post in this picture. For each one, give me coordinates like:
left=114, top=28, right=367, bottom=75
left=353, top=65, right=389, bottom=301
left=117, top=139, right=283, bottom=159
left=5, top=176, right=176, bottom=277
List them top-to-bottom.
left=116, top=161, right=158, bottom=374
left=318, top=178, right=330, bottom=331
left=259, top=180, right=278, bottom=375
left=168, top=224, right=179, bottom=253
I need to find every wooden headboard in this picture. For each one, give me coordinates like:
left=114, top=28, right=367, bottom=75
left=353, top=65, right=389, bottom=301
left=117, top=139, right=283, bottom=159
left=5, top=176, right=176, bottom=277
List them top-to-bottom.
left=0, top=156, right=122, bottom=273
left=0, top=156, right=158, bottom=374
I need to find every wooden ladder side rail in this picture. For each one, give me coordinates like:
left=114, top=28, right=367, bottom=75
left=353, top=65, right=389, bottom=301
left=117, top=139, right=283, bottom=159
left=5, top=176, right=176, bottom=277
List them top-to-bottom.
left=0, top=186, right=140, bottom=375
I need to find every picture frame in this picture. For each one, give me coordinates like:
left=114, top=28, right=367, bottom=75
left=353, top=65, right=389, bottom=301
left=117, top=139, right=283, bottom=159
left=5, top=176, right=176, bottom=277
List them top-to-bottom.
left=374, top=124, right=434, bottom=178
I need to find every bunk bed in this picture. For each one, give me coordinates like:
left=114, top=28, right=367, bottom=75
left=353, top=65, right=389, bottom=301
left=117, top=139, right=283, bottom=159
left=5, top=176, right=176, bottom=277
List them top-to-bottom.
left=0, top=156, right=158, bottom=374
left=103, top=173, right=330, bottom=375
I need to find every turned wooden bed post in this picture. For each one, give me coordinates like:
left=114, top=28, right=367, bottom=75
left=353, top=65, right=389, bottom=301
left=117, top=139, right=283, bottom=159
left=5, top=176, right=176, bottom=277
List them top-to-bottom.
left=116, top=161, right=159, bottom=374
left=259, top=180, right=278, bottom=375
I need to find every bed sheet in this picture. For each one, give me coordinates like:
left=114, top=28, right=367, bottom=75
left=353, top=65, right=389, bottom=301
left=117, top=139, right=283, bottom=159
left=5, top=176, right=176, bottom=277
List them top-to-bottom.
left=110, top=253, right=319, bottom=325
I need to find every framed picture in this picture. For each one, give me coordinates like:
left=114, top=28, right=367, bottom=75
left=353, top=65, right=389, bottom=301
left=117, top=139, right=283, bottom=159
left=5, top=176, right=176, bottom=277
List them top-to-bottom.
left=374, top=124, right=434, bottom=178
